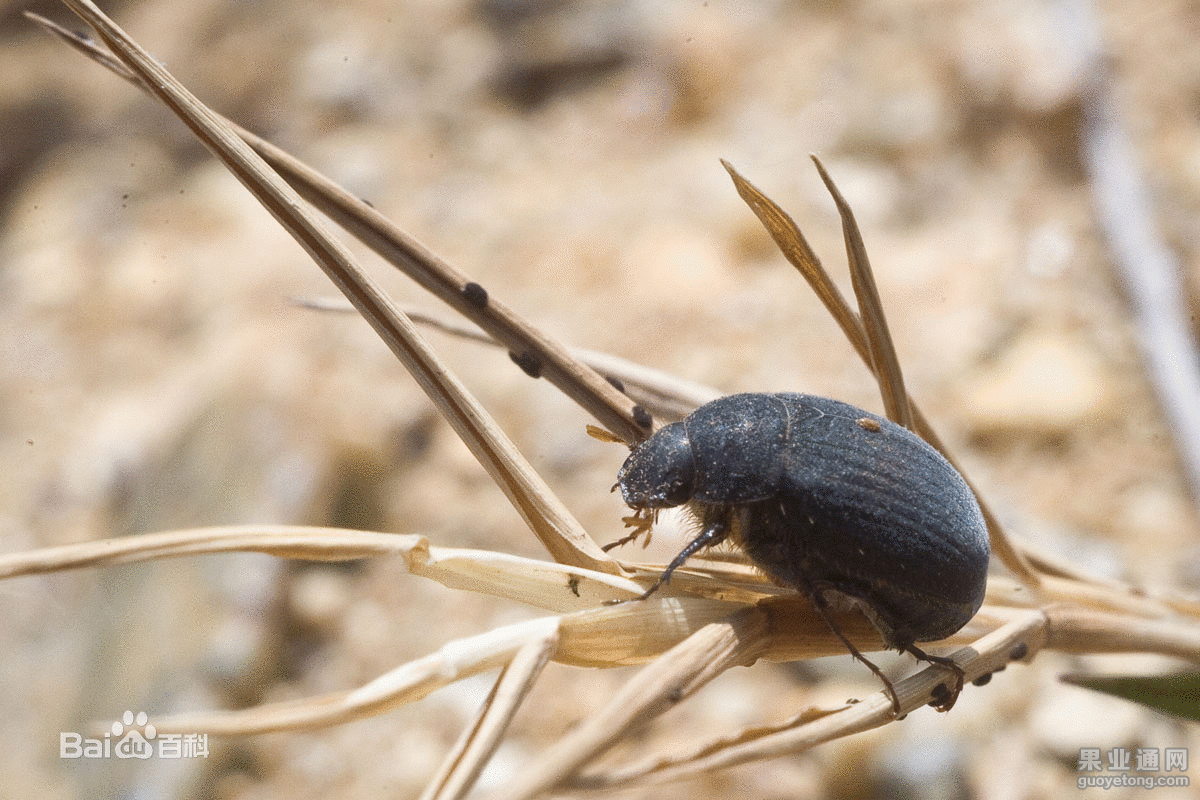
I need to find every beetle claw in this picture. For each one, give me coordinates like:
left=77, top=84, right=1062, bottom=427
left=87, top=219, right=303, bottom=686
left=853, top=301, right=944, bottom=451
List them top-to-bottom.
left=603, top=509, right=656, bottom=552
left=905, top=645, right=965, bottom=712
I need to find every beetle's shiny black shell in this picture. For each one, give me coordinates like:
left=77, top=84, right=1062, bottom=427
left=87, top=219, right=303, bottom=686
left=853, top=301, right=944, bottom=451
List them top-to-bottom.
left=617, top=392, right=990, bottom=648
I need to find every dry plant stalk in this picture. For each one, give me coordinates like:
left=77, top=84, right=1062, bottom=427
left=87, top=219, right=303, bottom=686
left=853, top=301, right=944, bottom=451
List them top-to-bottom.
left=7, top=2, right=1200, bottom=798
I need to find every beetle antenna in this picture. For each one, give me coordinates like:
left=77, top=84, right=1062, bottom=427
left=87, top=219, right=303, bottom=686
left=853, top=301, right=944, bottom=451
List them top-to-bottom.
left=586, top=424, right=628, bottom=446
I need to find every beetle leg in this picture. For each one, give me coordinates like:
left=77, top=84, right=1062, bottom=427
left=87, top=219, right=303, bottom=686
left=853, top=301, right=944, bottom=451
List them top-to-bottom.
left=604, top=508, right=657, bottom=552
left=635, top=516, right=731, bottom=600
left=602, top=529, right=641, bottom=552
left=807, top=585, right=903, bottom=716
left=903, top=644, right=965, bottom=712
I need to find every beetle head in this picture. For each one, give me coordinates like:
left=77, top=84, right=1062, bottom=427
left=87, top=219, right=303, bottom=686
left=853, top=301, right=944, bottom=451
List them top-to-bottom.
left=617, top=422, right=695, bottom=509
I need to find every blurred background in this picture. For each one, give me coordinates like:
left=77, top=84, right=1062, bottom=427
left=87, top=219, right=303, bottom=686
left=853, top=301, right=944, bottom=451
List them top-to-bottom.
left=2, top=0, right=1199, bottom=797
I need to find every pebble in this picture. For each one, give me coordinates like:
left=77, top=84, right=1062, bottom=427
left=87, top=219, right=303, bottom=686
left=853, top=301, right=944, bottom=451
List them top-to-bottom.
left=960, top=328, right=1116, bottom=436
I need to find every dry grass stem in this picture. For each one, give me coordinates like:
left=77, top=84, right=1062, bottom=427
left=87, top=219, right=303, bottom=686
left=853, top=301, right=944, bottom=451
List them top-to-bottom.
left=55, top=0, right=614, bottom=576
left=1065, top=2, right=1200, bottom=504
left=24, top=10, right=648, bottom=449
left=810, top=156, right=912, bottom=430
left=718, top=158, right=865, bottom=362
left=294, top=297, right=720, bottom=420
left=0, top=525, right=638, bottom=610
left=0, top=525, right=404, bottom=577
left=139, top=598, right=766, bottom=739
left=484, top=606, right=773, bottom=800
left=1044, top=608, right=1200, bottom=659
left=570, top=610, right=1049, bottom=791
left=146, top=617, right=563, bottom=736
left=421, top=630, right=559, bottom=800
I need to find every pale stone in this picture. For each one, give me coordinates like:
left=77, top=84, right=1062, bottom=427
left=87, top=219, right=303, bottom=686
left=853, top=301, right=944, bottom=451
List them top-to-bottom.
left=961, top=329, right=1117, bottom=435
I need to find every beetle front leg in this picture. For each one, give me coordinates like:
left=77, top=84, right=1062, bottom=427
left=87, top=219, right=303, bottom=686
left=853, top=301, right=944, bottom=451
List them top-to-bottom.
left=604, top=506, right=660, bottom=553
left=635, top=515, right=731, bottom=600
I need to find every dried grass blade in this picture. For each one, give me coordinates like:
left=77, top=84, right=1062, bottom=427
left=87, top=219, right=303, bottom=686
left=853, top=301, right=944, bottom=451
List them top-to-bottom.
left=56, top=0, right=613, bottom=574
left=26, top=11, right=646, bottom=447
left=25, top=12, right=140, bottom=85
left=1078, top=17, right=1200, bottom=504
left=245, top=136, right=649, bottom=446
left=810, top=155, right=912, bottom=429
left=720, top=159, right=870, bottom=365
left=722, top=159, right=1041, bottom=589
left=295, top=297, right=719, bottom=419
left=400, top=305, right=718, bottom=420
left=0, top=525, right=647, bottom=612
left=0, top=526, right=412, bottom=577
left=411, top=545, right=646, bottom=611
left=983, top=574, right=1194, bottom=623
left=1035, top=574, right=1192, bottom=619
left=555, top=596, right=757, bottom=667
left=143, top=602, right=773, bottom=739
left=484, top=606, right=772, bottom=800
left=1045, top=607, right=1200, bottom=660
left=577, top=610, right=1047, bottom=789
left=146, top=617, right=562, bottom=736
left=422, top=630, right=559, bottom=800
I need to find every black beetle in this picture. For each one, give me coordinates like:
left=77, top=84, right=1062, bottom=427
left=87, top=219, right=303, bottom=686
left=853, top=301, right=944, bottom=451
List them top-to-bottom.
left=614, top=392, right=990, bottom=712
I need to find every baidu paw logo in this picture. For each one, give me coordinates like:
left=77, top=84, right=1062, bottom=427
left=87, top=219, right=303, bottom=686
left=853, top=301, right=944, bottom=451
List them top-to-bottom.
left=61, top=710, right=207, bottom=761
left=112, top=710, right=155, bottom=760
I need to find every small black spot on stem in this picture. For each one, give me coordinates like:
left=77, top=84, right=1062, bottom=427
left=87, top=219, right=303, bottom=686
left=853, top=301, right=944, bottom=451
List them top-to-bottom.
left=462, top=282, right=488, bottom=309
left=509, top=350, right=543, bottom=378
left=605, top=375, right=626, bottom=394
left=632, top=405, right=652, bottom=429
left=1009, top=642, right=1029, bottom=661
left=972, top=672, right=993, bottom=687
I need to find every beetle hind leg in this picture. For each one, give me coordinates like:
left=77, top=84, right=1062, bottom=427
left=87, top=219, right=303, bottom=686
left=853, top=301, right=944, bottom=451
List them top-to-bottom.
left=807, top=587, right=903, bottom=716
left=903, top=644, right=965, bottom=712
